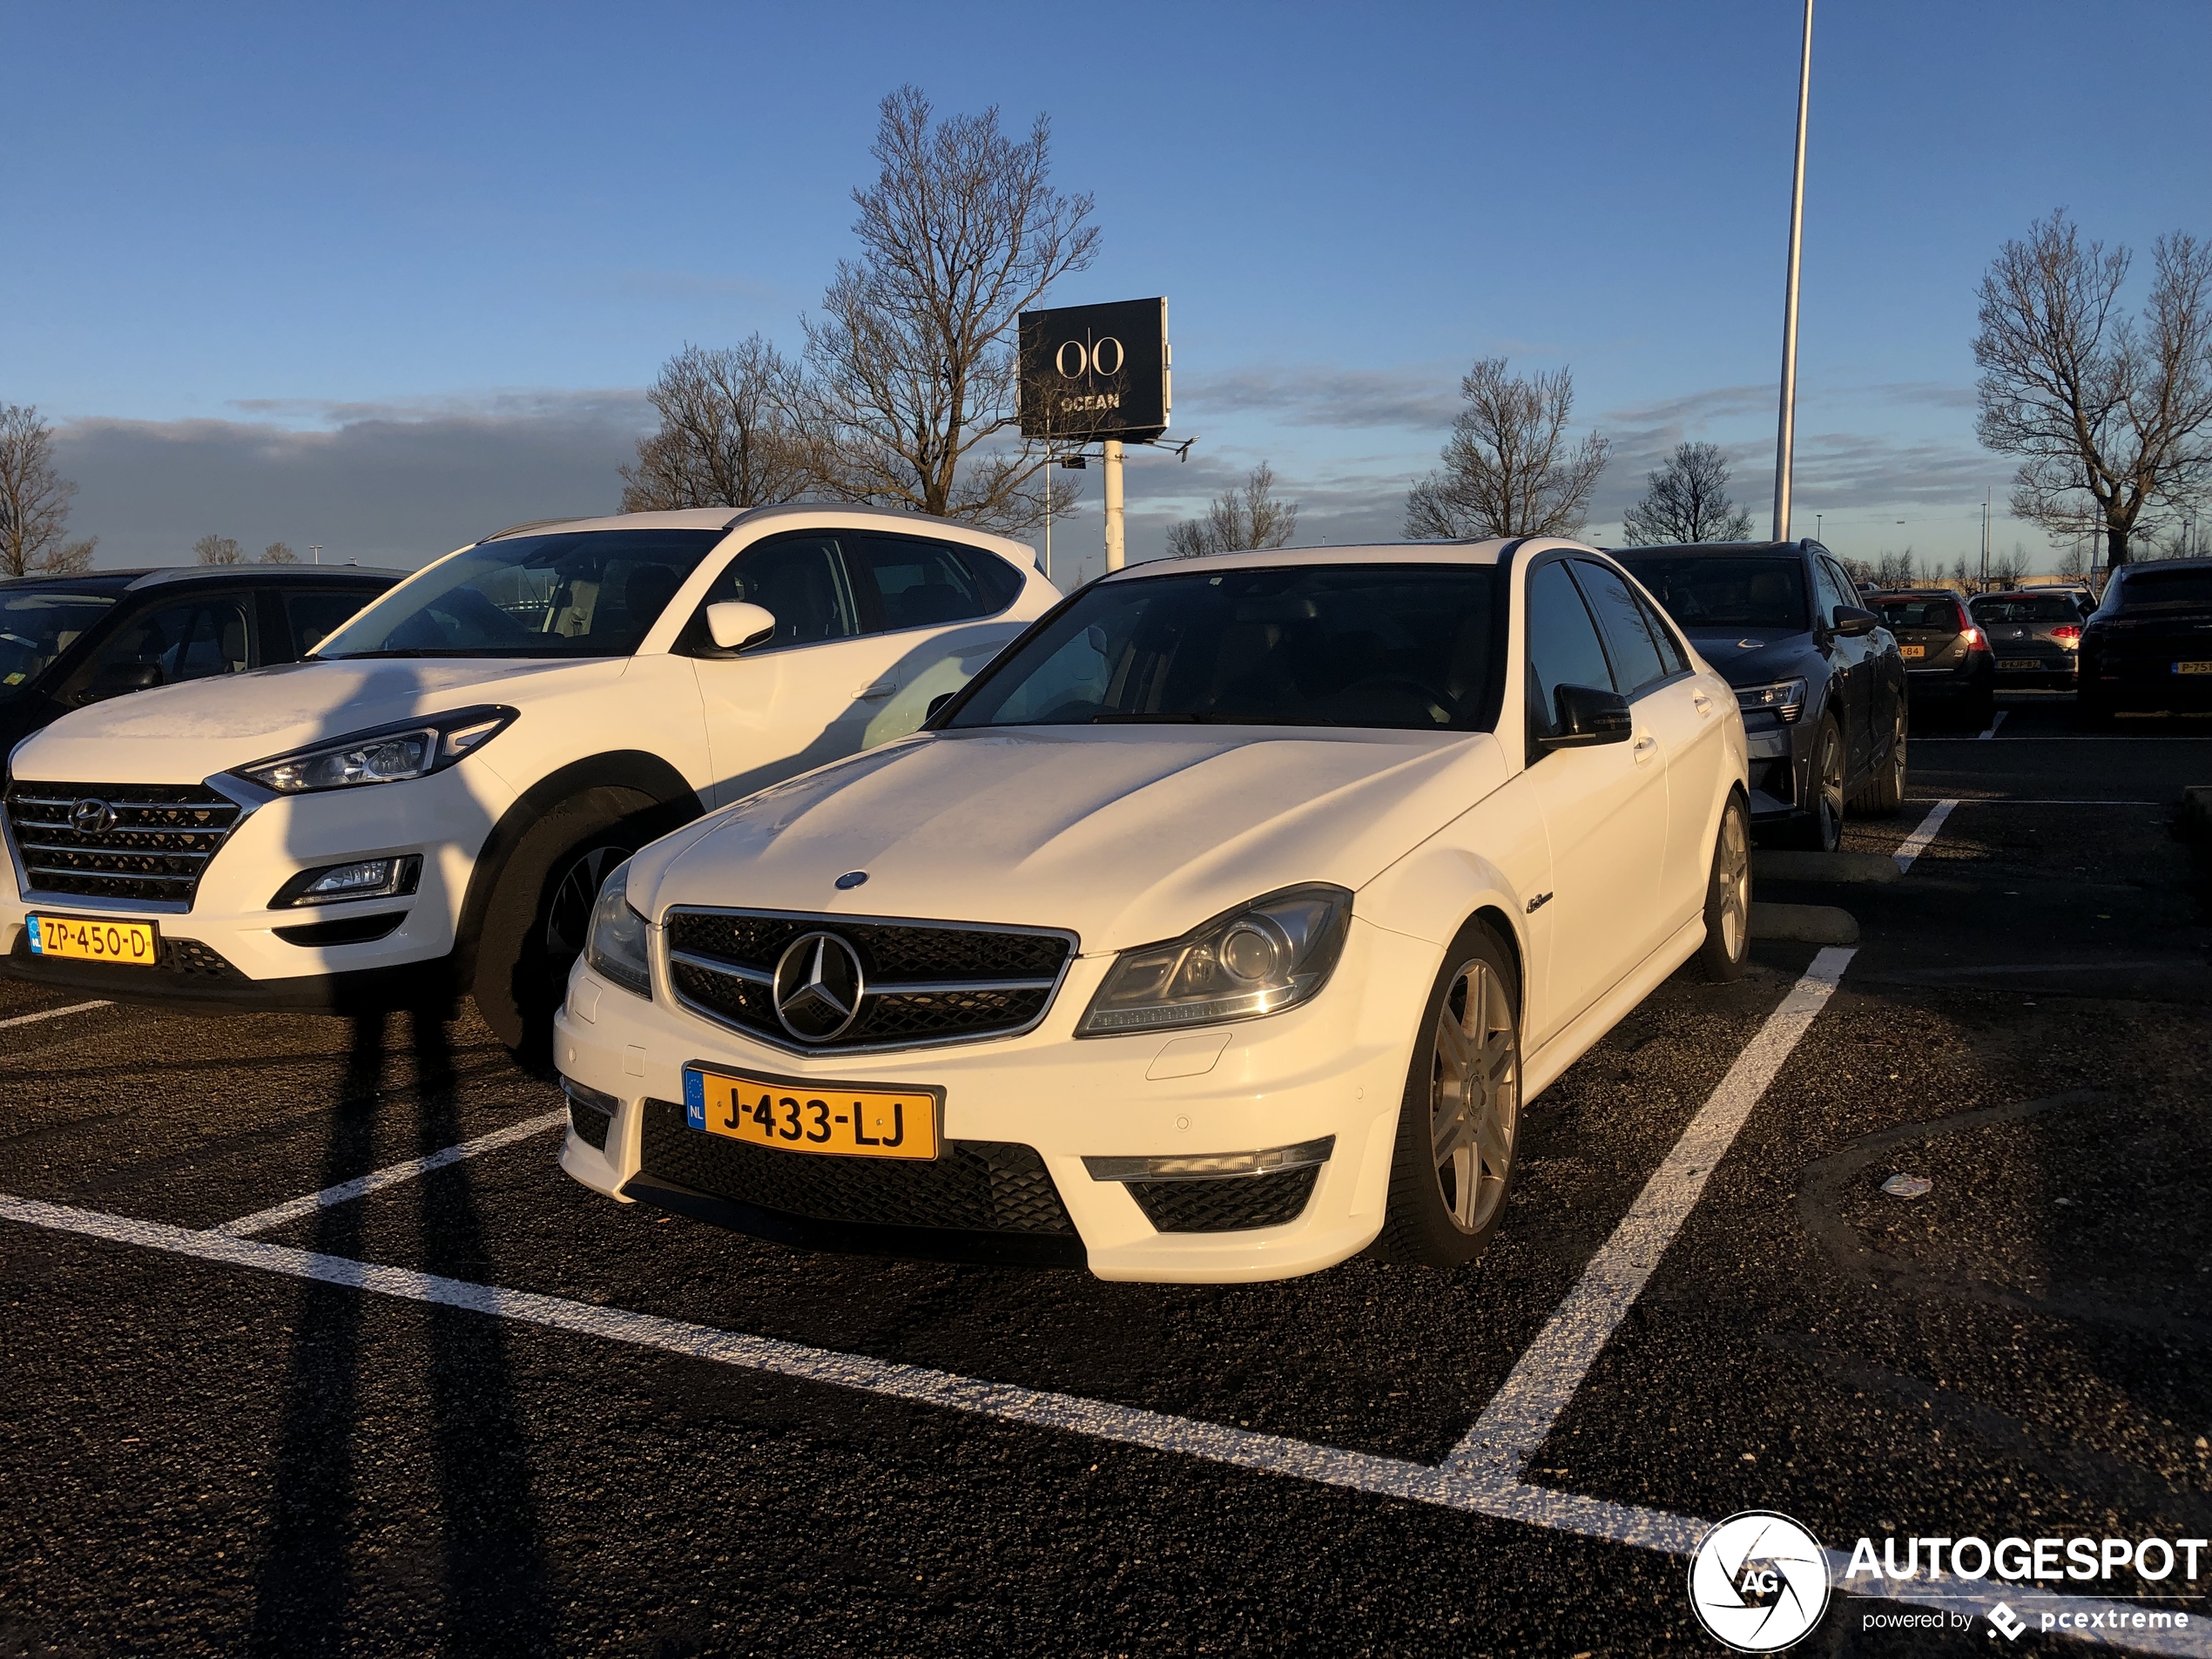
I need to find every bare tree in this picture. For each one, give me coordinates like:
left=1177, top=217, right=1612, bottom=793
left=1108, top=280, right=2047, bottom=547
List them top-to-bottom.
left=794, top=87, right=1098, bottom=532
left=1974, top=210, right=2212, bottom=568
left=620, top=338, right=812, bottom=512
left=1404, top=359, right=1608, bottom=540
left=0, top=404, right=98, bottom=576
left=1620, top=441, right=1754, bottom=544
left=1166, top=462, right=1299, bottom=558
left=194, top=534, right=243, bottom=566
left=2055, top=540, right=2087, bottom=579
left=262, top=542, right=299, bottom=564
left=1871, top=550, right=1918, bottom=587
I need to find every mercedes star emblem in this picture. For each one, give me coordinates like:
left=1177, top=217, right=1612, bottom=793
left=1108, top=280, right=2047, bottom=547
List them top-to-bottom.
left=70, top=798, right=117, bottom=835
left=772, top=931, right=867, bottom=1042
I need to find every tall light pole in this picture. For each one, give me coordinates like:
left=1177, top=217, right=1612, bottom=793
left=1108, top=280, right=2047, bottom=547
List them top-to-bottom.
left=1770, top=0, right=1814, bottom=543
left=1979, top=488, right=1991, bottom=593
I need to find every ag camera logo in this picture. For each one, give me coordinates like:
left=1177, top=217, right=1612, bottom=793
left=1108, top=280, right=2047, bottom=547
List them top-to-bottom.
left=1689, top=1510, right=1832, bottom=1651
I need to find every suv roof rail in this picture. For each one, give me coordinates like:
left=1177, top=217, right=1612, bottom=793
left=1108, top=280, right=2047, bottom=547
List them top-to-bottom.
left=482, top=516, right=589, bottom=542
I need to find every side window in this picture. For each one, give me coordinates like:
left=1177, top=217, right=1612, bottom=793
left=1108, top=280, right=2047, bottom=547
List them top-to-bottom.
left=694, top=536, right=859, bottom=651
left=850, top=536, right=992, bottom=633
left=1572, top=558, right=1670, bottom=693
left=1824, top=558, right=1867, bottom=614
left=1810, top=559, right=1849, bottom=626
left=1526, top=560, right=1616, bottom=745
left=1632, top=587, right=1690, bottom=677
left=286, top=590, right=375, bottom=658
left=73, top=596, right=253, bottom=696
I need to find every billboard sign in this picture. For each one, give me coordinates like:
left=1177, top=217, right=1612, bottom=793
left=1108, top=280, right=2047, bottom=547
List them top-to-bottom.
left=1017, top=298, right=1169, bottom=443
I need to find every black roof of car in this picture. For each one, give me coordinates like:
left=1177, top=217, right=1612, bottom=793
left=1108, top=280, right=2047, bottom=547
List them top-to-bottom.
left=1609, top=539, right=1827, bottom=559
left=2114, top=556, right=2212, bottom=575
left=0, top=566, right=404, bottom=591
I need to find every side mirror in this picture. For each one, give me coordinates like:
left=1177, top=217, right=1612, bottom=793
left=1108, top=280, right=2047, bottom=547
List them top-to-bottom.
left=705, top=601, right=777, bottom=652
left=1830, top=605, right=1878, bottom=639
left=76, top=660, right=163, bottom=704
left=1540, top=683, right=1633, bottom=749
left=926, top=692, right=956, bottom=722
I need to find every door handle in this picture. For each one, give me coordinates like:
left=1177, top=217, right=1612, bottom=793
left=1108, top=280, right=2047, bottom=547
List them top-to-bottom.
left=855, top=679, right=898, bottom=699
left=1691, top=691, right=1714, bottom=717
left=1632, top=735, right=1658, bottom=763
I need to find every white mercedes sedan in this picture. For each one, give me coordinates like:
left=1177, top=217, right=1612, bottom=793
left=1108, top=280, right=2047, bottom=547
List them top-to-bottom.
left=555, top=540, right=1750, bottom=1284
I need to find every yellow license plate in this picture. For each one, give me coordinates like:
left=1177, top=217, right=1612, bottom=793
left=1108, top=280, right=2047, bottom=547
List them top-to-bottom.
left=1899, top=644, right=1925, bottom=658
left=2000, top=658, right=2040, bottom=670
left=2176, top=661, right=2212, bottom=675
left=28, top=914, right=158, bottom=965
left=684, top=1065, right=941, bottom=1160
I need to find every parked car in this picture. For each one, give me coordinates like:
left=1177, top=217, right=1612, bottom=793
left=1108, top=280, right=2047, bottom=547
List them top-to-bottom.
left=0, top=507, right=1057, bottom=1053
left=555, top=539, right=1750, bottom=1283
left=1615, top=540, right=1906, bottom=850
left=2078, top=556, right=2212, bottom=724
left=0, top=565, right=398, bottom=777
left=1871, top=589, right=1996, bottom=729
left=1965, top=590, right=2082, bottom=691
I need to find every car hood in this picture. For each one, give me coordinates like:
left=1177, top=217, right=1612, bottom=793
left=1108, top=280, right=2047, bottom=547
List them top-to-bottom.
left=1683, top=630, right=1818, bottom=685
left=9, top=657, right=627, bottom=785
left=635, top=725, right=1509, bottom=954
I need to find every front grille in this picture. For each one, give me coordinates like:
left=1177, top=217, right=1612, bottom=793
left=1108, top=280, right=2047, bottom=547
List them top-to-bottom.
left=5, top=781, right=244, bottom=907
left=664, top=907, right=1076, bottom=1054
left=639, top=1097, right=1074, bottom=1235
left=1126, top=1165, right=1321, bottom=1233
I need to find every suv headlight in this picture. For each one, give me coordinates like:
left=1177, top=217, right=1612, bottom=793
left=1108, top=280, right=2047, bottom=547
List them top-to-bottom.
left=1735, top=678, right=1807, bottom=724
left=232, top=705, right=516, bottom=794
left=585, top=860, right=652, bottom=998
left=1078, top=884, right=1351, bottom=1036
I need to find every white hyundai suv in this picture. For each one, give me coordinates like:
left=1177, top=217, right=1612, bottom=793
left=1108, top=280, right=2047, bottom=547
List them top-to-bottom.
left=0, top=505, right=1056, bottom=1051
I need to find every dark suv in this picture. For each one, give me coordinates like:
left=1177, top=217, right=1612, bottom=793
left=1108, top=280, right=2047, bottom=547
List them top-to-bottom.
left=1615, top=540, right=1907, bottom=851
left=2079, top=556, right=2212, bottom=723
left=0, top=565, right=399, bottom=774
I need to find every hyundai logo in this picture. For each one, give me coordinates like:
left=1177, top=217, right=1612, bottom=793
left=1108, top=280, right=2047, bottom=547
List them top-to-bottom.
left=70, top=798, right=117, bottom=835
left=772, top=931, right=867, bottom=1042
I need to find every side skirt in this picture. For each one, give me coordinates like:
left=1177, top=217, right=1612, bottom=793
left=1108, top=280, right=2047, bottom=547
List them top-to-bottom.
left=1521, top=913, right=1706, bottom=1103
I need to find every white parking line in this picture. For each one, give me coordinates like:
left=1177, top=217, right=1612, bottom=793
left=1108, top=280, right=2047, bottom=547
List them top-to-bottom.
left=1978, top=709, right=2010, bottom=740
left=1902, top=798, right=2160, bottom=806
left=1892, top=799, right=1959, bottom=873
left=1446, top=947, right=1855, bottom=1481
left=0, top=999, right=111, bottom=1031
left=212, top=1108, right=568, bottom=1237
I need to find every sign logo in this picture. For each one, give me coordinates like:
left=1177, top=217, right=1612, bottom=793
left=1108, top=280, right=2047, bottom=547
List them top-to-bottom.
left=1017, top=297, right=1170, bottom=442
left=70, top=798, right=117, bottom=834
left=772, top=932, right=866, bottom=1042
left=1689, top=1511, right=1831, bottom=1652
left=1987, top=1603, right=2027, bottom=1642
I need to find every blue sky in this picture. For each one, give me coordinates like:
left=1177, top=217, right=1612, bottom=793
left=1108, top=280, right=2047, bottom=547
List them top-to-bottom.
left=4, top=1, right=2208, bottom=583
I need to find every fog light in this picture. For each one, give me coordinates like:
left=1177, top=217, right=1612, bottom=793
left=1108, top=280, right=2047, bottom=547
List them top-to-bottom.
left=271, top=854, right=422, bottom=907
left=1082, top=1136, right=1335, bottom=1183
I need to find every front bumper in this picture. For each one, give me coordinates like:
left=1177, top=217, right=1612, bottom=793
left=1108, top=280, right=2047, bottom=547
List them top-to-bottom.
left=1742, top=719, right=1806, bottom=820
left=0, top=764, right=509, bottom=1005
left=555, top=915, right=1440, bottom=1284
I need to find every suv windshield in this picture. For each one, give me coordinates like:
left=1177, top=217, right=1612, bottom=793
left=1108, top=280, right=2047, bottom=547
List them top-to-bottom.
left=315, top=529, right=727, bottom=658
left=1615, top=556, right=1809, bottom=633
left=946, top=563, right=1501, bottom=732
left=2114, top=567, right=2212, bottom=612
left=0, top=582, right=125, bottom=701
left=1972, top=594, right=2079, bottom=624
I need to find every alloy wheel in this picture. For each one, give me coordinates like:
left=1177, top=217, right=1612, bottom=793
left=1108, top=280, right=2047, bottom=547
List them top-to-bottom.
left=1813, top=726, right=1844, bottom=850
left=1716, top=805, right=1750, bottom=960
left=1428, top=957, right=1520, bottom=1234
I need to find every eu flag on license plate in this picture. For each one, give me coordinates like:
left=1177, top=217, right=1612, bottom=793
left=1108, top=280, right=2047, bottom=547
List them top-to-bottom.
left=683, top=1068, right=706, bottom=1130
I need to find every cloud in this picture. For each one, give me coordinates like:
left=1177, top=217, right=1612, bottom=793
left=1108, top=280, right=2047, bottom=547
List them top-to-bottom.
left=1177, top=364, right=1464, bottom=430
left=54, top=391, right=654, bottom=569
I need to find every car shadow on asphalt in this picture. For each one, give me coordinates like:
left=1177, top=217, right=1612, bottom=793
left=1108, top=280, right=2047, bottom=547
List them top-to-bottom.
left=247, top=1009, right=554, bottom=1654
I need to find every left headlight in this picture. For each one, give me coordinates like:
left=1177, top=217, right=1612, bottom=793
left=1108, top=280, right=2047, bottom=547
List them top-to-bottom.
left=233, top=705, right=517, bottom=795
left=585, top=860, right=652, bottom=998
left=1078, top=884, right=1351, bottom=1037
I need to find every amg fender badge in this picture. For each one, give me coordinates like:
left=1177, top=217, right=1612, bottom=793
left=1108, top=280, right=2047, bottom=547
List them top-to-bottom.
left=1526, top=892, right=1554, bottom=914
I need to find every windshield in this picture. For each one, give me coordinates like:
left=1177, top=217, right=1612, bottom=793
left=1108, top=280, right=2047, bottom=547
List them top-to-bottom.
left=315, top=528, right=727, bottom=658
left=1615, top=556, right=1810, bottom=633
left=945, top=563, right=1501, bottom=732
left=2114, top=567, right=2212, bottom=612
left=0, top=583, right=124, bottom=701
left=1971, top=594, right=2080, bottom=624
left=1876, top=597, right=1961, bottom=632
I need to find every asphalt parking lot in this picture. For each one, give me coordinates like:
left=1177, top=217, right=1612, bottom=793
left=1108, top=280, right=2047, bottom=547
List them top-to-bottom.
left=3, top=692, right=2209, bottom=1656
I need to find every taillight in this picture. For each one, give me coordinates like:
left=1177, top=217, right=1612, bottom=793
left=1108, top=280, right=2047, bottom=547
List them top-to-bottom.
left=2051, top=624, right=2080, bottom=643
left=1960, top=625, right=1986, bottom=651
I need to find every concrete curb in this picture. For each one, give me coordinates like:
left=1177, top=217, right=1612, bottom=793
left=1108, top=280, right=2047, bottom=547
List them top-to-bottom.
left=1749, top=902, right=1860, bottom=946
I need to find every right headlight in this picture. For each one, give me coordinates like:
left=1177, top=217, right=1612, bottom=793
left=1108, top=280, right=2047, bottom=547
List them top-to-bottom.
left=1735, top=678, right=1807, bottom=723
left=585, top=860, right=652, bottom=998
left=1078, top=884, right=1351, bottom=1037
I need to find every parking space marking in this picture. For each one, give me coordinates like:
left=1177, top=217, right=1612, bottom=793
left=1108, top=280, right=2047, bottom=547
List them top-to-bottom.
left=1978, top=709, right=2010, bottom=740
left=1902, top=798, right=2161, bottom=806
left=1892, top=799, right=1959, bottom=873
left=1445, top=947, right=1855, bottom=1482
left=0, top=999, right=111, bottom=1031
left=212, top=1107, right=568, bottom=1237
left=3, top=1181, right=2197, bottom=1652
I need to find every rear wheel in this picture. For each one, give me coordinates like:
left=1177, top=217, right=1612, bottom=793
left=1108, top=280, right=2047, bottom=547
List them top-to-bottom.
left=1781, top=714, right=1845, bottom=852
left=1696, top=793, right=1752, bottom=981
left=1372, top=922, right=1521, bottom=1269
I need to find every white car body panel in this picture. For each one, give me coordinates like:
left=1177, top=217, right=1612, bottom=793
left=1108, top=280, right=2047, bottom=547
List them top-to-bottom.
left=557, top=537, right=1750, bottom=1283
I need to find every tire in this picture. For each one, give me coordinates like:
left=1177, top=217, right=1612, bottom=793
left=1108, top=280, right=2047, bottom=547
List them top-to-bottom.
left=1851, top=705, right=1907, bottom=817
left=1779, top=714, right=1845, bottom=852
left=469, top=787, right=655, bottom=1060
left=1696, top=792, right=1752, bottom=982
left=1371, top=921, right=1522, bottom=1269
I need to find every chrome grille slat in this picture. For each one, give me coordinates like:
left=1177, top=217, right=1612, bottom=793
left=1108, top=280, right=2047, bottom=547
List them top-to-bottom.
left=5, top=780, right=245, bottom=908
